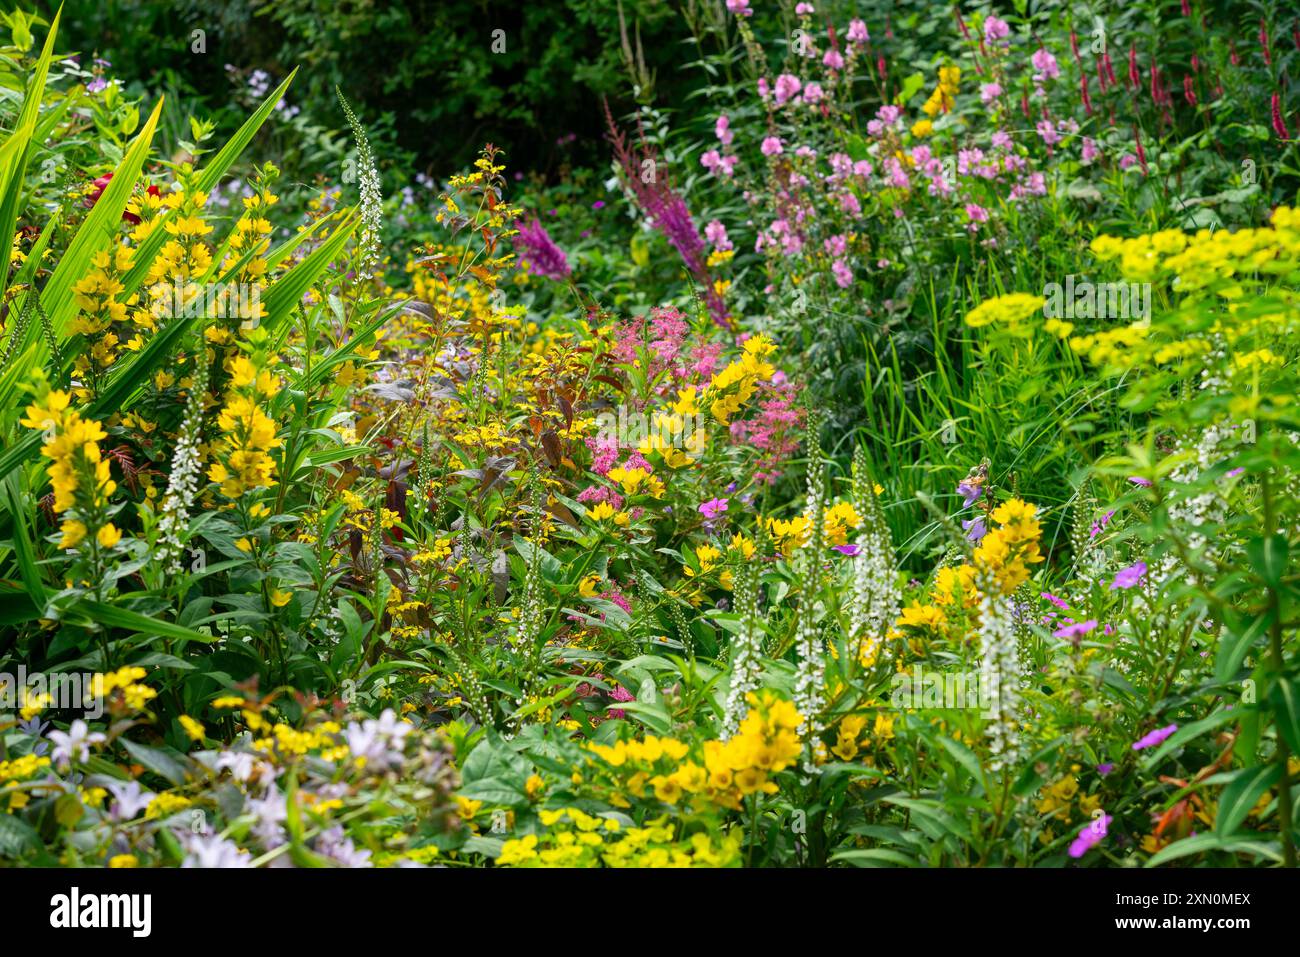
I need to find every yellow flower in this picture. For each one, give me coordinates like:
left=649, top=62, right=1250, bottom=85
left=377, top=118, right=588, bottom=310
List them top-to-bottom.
left=965, top=293, right=1047, bottom=328
left=59, top=519, right=88, bottom=549
left=96, top=523, right=122, bottom=548
left=897, top=603, right=947, bottom=631
left=525, top=774, right=545, bottom=799
left=498, top=833, right=539, bottom=866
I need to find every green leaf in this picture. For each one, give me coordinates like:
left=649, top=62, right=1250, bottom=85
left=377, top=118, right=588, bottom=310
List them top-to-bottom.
left=0, top=6, right=58, bottom=295
left=897, top=72, right=926, bottom=106
left=260, top=213, right=358, bottom=334
left=1, top=472, right=45, bottom=605
left=1245, top=534, right=1288, bottom=587
left=69, top=600, right=217, bottom=644
left=1215, top=610, right=1268, bottom=683
left=1268, top=677, right=1300, bottom=755
left=936, top=734, right=984, bottom=785
left=458, top=735, right=530, bottom=809
left=1012, top=738, right=1065, bottom=796
left=119, top=739, right=191, bottom=788
left=1215, top=765, right=1281, bottom=836
left=0, top=813, right=40, bottom=857
left=1144, top=832, right=1222, bottom=867
left=831, top=848, right=920, bottom=867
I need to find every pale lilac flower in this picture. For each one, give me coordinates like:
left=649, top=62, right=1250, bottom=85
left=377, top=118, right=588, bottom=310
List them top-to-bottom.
left=847, top=20, right=869, bottom=45
left=803, top=83, right=824, bottom=104
left=1081, top=137, right=1100, bottom=164
left=832, top=260, right=852, bottom=287
left=1128, top=476, right=1152, bottom=487
left=957, top=480, right=983, bottom=507
left=962, top=516, right=987, bottom=541
left=342, top=708, right=413, bottom=771
left=47, top=720, right=106, bottom=770
left=215, top=749, right=260, bottom=784
left=107, top=780, right=156, bottom=821
left=247, top=790, right=288, bottom=848
left=317, top=825, right=373, bottom=867
left=183, top=833, right=252, bottom=868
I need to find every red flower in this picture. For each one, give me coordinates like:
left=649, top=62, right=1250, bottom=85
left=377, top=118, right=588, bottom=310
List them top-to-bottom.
left=1272, top=93, right=1291, bottom=141
left=1133, top=124, right=1149, bottom=175
left=82, top=172, right=160, bottom=224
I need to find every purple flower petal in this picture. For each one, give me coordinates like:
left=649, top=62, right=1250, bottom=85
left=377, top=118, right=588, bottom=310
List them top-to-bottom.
left=1109, top=561, right=1147, bottom=590
left=1053, top=619, right=1097, bottom=639
left=1131, top=723, right=1178, bottom=751
left=1068, top=814, right=1111, bottom=858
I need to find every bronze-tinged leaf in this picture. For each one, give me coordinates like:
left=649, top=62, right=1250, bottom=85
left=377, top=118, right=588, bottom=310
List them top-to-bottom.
left=541, top=430, right=562, bottom=467
left=547, top=498, right=581, bottom=529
